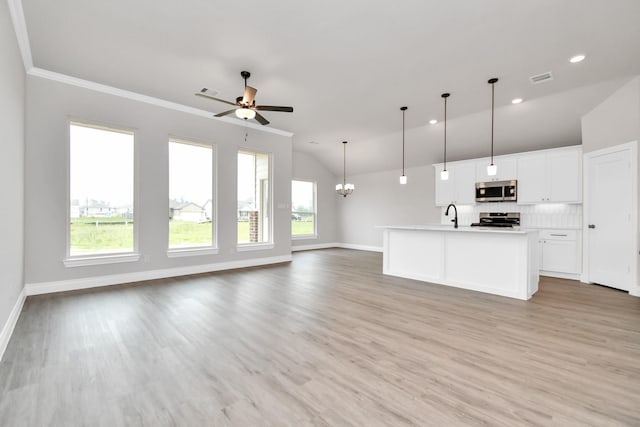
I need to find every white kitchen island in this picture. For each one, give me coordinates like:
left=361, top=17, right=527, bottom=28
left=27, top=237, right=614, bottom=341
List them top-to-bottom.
left=381, top=225, right=539, bottom=300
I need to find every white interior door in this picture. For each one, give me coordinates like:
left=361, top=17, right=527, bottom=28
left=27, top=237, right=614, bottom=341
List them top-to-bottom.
left=586, top=146, right=635, bottom=291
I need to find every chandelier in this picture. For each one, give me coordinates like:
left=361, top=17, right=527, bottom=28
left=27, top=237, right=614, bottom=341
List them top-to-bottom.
left=336, top=141, right=354, bottom=197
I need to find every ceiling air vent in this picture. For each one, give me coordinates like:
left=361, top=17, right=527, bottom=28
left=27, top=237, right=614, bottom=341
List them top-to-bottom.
left=529, top=71, right=554, bottom=84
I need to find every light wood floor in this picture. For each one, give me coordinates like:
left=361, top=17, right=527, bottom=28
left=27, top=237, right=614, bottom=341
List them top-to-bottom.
left=1, top=249, right=639, bottom=426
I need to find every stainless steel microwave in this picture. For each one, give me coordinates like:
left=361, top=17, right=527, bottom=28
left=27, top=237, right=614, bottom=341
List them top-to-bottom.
left=475, top=180, right=517, bottom=202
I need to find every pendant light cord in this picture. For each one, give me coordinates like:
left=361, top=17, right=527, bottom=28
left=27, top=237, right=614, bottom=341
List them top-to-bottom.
left=490, top=79, right=496, bottom=165
left=441, top=93, right=450, bottom=172
left=444, top=96, right=447, bottom=170
left=400, top=106, right=407, bottom=177
left=402, top=108, right=406, bottom=175
left=343, top=141, right=347, bottom=186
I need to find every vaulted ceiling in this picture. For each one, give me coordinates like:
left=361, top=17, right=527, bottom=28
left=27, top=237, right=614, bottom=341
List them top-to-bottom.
left=21, top=0, right=640, bottom=174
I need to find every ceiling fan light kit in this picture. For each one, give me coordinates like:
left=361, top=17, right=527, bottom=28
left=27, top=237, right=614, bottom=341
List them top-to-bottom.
left=195, top=71, right=293, bottom=126
left=235, top=108, right=256, bottom=120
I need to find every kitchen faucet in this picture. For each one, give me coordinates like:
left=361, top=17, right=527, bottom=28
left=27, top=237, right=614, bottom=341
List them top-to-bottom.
left=445, top=203, right=458, bottom=228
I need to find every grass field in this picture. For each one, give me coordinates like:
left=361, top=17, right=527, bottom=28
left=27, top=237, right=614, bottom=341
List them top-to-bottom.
left=70, top=217, right=314, bottom=253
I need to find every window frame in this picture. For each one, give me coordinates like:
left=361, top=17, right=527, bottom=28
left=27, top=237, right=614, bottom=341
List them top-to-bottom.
left=64, top=119, right=140, bottom=267
left=167, top=136, right=218, bottom=256
left=237, top=148, right=273, bottom=248
left=291, top=179, right=318, bottom=240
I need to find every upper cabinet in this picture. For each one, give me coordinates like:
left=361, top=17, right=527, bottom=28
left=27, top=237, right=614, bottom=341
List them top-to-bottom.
left=433, top=145, right=583, bottom=207
left=517, top=147, right=582, bottom=204
left=475, top=157, right=517, bottom=182
left=434, top=162, right=476, bottom=206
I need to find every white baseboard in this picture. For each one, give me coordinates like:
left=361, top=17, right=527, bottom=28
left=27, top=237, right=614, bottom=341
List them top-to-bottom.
left=291, top=243, right=339, bottom=252
left=291, top=243, right=383, bottom=253
left=337, top=243, right=383, bottom=253
left=25, top=255, right=292, bottom=296
left=540, top=271, right=581, bottom=281
left=0, top=287, right=26, bottom=361
left=629, top=289, right=640, bottom=297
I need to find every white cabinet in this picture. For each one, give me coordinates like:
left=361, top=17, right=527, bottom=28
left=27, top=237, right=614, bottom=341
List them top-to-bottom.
left=518, top=147, right=582, bottom=204
left=476, top=157, right=517, bottom=182
left=434, top=162, right=476, bottom=206
left=539, top=229, right=581, bottom=277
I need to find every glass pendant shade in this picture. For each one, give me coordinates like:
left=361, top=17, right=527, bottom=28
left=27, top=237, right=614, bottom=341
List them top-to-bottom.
left=235, top=108, right=256, bottom=120
left=487, top=163, right=497, bottom=176
left=440, top=169, right=449, bottom=180
left=399, top=175, right=407, bottom=185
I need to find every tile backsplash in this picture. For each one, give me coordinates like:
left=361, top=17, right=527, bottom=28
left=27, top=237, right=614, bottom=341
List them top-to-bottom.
left=441, top=203, right=582, bottom=229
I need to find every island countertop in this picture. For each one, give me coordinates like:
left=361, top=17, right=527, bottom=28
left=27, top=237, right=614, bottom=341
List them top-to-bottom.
left=377, top=224, right=539, bottom=235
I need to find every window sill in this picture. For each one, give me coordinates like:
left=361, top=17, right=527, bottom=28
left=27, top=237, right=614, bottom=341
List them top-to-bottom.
left=292, top=234, right=318, bottom=241
left=236, top=243, right=275, bottom=252
left=167, top=247, right=219, bottom=258
left=64, top=253, right=141, bottom=268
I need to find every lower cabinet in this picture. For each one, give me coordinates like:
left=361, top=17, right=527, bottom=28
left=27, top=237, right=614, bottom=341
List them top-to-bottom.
left=538, top=229, right=581, bottom=278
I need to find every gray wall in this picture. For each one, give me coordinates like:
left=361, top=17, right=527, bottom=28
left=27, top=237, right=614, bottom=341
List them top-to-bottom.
left=0, top=0, right=25, bottom=329
left=581, top=75, right=640, bottom=290
left=25, top=76, right=292, bottom=285
left=581, top=77, right=640, bottom=153
left=292, top=151, right=338, bottom=247
left=337, top=165, right=441, bottom=249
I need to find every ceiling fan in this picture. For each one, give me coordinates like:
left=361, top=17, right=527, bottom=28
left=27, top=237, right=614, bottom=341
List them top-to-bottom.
left=195, top=71, right=293, bottom=125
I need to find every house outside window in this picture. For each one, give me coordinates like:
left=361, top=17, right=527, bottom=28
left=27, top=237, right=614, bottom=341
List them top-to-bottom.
left=68, top=122, right=135, bottom=257
left=169, top=139, right=215, bottom=250
left=237, top=150, right=271, bottom=245
left=291, top=180, right=317, bottom=238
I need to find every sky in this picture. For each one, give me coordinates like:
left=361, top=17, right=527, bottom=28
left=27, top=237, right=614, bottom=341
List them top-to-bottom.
left=70, top=124, right=134, bottom=206
left=70, top=124, right=306, bottom=210
left=169, top=140, right=212, bottom=205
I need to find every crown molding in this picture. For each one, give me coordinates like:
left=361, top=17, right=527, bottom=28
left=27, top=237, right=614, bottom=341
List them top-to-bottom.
left=7, top=0, right=33, bottom=70
left=8, top=0, right=293, bottom=138
left=27, top=68, right=294, bottom=137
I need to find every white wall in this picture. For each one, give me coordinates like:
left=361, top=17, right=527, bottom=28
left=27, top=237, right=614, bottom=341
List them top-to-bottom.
left=0, top=0, right=25, bottom=340
left=581, top=75, right=640, bottom=291
left=24, top=76, right=292, bottom=286
left=292, top=151, right=338, bottom=248
left=337, top=165, right=441, bottom=249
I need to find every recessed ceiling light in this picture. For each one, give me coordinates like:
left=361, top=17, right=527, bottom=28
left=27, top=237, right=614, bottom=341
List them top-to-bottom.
left=569, top=54, right=586, bottom=63
left=512, top=98, right=523, bottom=104
left=429, top=119, right=438, bottom=125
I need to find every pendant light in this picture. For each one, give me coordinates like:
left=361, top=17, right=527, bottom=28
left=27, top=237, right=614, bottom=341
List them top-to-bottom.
left=487, top=77, right=499, bottom=176
left=440, top=93, right=450, bottom=181
left=399, top=106, right=408, bottom=184
left=336, top=141, right=354, bottom=197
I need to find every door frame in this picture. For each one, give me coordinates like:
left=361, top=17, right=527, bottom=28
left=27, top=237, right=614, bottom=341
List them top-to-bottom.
left=582, top=140, right=638, bottom=295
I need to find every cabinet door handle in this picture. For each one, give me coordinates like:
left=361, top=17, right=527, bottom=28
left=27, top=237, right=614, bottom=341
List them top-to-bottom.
left=588, top=224, right=596, bottom=229
left=550, top=234, right=567, bottom=237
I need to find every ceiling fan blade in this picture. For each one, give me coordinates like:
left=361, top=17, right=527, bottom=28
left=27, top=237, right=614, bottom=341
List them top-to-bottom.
left=242, top=86, right=257, bottom=106
left=195, top=89, right=237, bottom=106
left=255, top=105, right=294, bottom=113
left=214, top=109, right=237, bottom=117
left=254, top=112, right=270, bottom=126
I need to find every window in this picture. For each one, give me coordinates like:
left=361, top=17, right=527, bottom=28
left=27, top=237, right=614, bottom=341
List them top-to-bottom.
left=69, top=122, right=134, bottom=257
left=169, top=139, right=214, bottom=250
left=237, top=150, right=271, bottom=245
left=292, top=180, right=317, bottom=238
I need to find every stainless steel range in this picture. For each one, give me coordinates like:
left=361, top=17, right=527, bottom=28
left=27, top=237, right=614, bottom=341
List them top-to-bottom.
left=470, top=212, right=520, bottom=228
